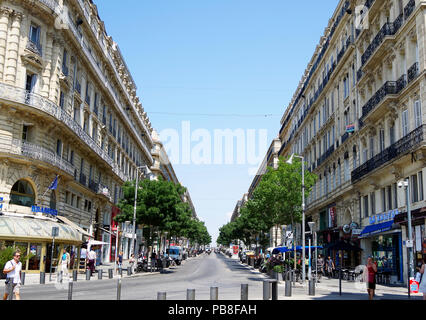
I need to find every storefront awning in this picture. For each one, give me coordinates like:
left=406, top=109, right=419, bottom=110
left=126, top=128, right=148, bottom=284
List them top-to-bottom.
left=0, top=215, right=83, bottom=243
left=359, top=221, right=394, bottom=238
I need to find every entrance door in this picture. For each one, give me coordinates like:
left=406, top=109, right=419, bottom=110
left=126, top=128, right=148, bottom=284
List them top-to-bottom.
left=44, top=243, right=59, bottom=273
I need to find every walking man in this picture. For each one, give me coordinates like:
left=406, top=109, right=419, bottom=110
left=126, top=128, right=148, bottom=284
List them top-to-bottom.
left=87, top=247, right=96, bottom=276
left=3, top=251, right=22, bottom=300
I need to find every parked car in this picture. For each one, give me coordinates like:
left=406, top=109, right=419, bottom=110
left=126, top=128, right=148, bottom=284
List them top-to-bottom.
left=165, top=246, right=183, bottom=265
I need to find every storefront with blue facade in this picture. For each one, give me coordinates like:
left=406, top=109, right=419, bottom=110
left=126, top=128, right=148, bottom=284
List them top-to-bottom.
left=359, top=209, right=404, bottom=284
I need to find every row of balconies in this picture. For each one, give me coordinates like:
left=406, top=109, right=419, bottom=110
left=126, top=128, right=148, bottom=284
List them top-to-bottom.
left=358, top=0, right=416, bottom=80
left=0, top=82, right=127, bottom=181
left=351, top=124, right=425, bottom=183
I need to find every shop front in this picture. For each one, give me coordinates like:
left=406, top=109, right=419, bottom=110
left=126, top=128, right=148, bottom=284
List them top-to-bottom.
left=359, top=209, right=403, bottom=284
left=0, top=214, right=84, bottom=274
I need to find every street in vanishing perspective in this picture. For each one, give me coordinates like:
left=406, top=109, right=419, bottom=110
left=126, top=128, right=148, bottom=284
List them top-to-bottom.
left=0, top=0, right=426, bottom=305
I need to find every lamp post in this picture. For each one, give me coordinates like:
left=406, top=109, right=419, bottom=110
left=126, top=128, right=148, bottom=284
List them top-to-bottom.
left=287, top=153, right=306, bottom=284
left=399, top=179, right=414, bottom=295
left=308, top=222, right=315, bottom=282
left=113, top=225, right=119, bottom=275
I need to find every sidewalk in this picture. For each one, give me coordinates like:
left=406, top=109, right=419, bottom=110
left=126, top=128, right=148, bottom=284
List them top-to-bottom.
left=2, top=256, right=195, bottom=287
left=234, top=256, right=424, bottom=300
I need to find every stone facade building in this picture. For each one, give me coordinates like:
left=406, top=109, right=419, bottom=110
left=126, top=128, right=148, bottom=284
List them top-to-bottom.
left=0, top=0, right=155, bottom=272
left=277, top=0, right=425, bottom=285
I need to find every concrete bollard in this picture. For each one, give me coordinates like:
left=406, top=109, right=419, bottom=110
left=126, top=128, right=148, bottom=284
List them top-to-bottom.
left=250, top=258, right=254, bottom=268
left=127, top=267, right=132, bottom=276
left=108, top=268, right=113, bottom=279
left=86, top=269, right=91, bottom=280
left=73, top=270, right=78, bottom=282
left=98, top=270, right=103, bottom=280
left=59, top=271, right=63, bottom=283
left=21, top=272, right=25, bottom=286
left=40, top=272, right=45, bottom=284
left=117, top=277, right=122, bottom=300
left=285, top=278, right=292, bottom=297
left=270, top=279, right=278, bottom=300
left=309, top=279, right=315, bottom=296
left=263, top=280, right=271, bottom=300
left=68, top=281, right=73, bottom=300
left=241, top=284, right=248, bottom=300
left=210, top=287, right=218, bottom=300
left=187, top=289, right=195, bottom=300
left=157, top=292, right=167, bottom=300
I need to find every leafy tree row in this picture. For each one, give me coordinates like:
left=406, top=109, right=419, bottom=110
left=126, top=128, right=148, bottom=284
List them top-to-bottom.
left=217, top=157, right=317, bottom=250
left=115, top=177, right=211, bottom=251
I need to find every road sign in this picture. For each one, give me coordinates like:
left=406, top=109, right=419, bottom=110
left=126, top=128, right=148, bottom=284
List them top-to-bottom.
left=52, top=226, right=59, bottom=237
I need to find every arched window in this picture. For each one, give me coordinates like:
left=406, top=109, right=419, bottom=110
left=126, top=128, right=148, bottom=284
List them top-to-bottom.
left=10, top=180, right=35, bottom=207
left=50, top=191, right=56, bottom=210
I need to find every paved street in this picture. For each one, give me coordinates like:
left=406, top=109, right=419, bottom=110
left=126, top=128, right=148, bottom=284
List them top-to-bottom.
left=16, top=252, right=423, bottom=300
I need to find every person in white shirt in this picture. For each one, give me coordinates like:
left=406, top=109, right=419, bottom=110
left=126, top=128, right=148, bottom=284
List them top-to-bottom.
left=60, top=248, right=71, bottom=278
left=86, top=248, right=96, bottom=276
left=3, top=251, right=22, bottom=300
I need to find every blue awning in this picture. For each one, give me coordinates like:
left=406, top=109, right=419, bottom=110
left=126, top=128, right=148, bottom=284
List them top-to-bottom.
left=359, top=220, right=394, bottom=238
left=272, top=246, right=323, bottom=254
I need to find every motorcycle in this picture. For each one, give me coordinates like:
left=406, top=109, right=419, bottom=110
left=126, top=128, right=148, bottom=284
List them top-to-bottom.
left=136, top=256, right=148, bottom=273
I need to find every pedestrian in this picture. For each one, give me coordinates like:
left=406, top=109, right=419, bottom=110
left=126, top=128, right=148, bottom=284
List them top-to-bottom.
left=87, top=247, right=96, bottom=276
left=60, top=248, right=70, bottom=279
left=151, top=250, right=157, bottom=271
left=3, top=251, right=22, bottom=300
left=116, top=251, right=123, bottom=274
left=129, top=254, right=136, bottom=273
left=317, top=254, right=324, bottom=280
left=326, top=256, right=335, bottom=278
left=363, top=257, right=378, bottom=300
left=418, top=257, right=426, bottom=300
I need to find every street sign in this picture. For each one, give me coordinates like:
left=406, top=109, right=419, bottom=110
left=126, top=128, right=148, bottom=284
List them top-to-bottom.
left=51, top=226, right=59, bottom=237
left=352, top=229, right=362, bottom=235
left=406, top=240, right=413, bottom=248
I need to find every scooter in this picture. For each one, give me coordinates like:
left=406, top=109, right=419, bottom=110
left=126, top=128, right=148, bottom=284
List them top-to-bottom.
left=136, top=256, right=148, bottom=272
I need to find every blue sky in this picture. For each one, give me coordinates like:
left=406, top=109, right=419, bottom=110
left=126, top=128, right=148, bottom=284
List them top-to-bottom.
left=97, top=0, right=338, bottom=245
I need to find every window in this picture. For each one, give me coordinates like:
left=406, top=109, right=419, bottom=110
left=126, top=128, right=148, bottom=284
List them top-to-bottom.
left=29, top=24, right=41, bottom=46
left=62, top=49, right=68, bottom=75
left=25, top=74, right=37, bottom=93
left=344, top=76, right=349, bottom=99
left=59, top=91, right=65, bottom=109
left=414, top=100, right=422, bottom=128
left=402, top=109, right=409, bottom=136
left=390, top=124, right=395, bottom=145
left=22, top=125, right=29, bottom=142
left=369, top=136, right=375, bottom=158
left=56, top=139, right=62, bottom=156
left=69, top=150, right=74, bottom=165
left=344, top=158, right=349, bottom=182
left=338, top=163, right=341, bottom=186
left=419, top=171, right=424, bottom=201
left=411, top=175, right=419, bottom=203
left=10, top=180, right=35, bottom=207
left=393, top=183, right=398, bottom=209
left=387, top=186, right=392, bottom=211
left=381, top=188, right=386, bottom=212
left=50, top=191, right=56, bottom=210
left=65, top=191, right=70, bottom=204
left=370, top=192, right=376, bottom=215
left=71, top=194, right=75, bottom=207
left=364, top=196, right=369, bottom=218
left=76, top=197, right=81, bottom=209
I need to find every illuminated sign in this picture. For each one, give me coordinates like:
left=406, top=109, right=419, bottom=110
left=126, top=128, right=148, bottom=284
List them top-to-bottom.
left=31, top=206, right=58, bottom=216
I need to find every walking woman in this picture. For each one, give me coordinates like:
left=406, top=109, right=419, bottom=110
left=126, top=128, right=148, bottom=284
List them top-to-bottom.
left=364, top=257, right=377, bottom=300
left=419, top=258, right=426, bottom=300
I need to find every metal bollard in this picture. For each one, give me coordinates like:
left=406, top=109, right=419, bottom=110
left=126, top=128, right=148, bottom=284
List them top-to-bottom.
left=250, top=258, right=255, bottom=268
left=127, top=267, right=132, bottom=276
left=108, top=268, right=113, bottom=279
left=339, top=268, right=342, bottom=296
left=86, top=269, right=91, bottom=280
left=73, top=270, right=78, bottom=282
left=98, top=270, right=103, bottom=280
left=59, top=271, right=63, bottom=283
left=21, top=272, right=25, bottom=286
left=40, top=272, right=45, bottom=284
left=117, top=277, right=122, bottom=300
left=285, top=278, right=292, bottom=297
left=271, top=279, right=278, bottom=300
left=309, top=279, right=315, bottom=296
left=263, top=280, right=271, bottom=300
left=68, top=281, right=73, bottom=300
left=241, top=284, right=248, bottom=300
left=210, top=287, right=218, bottom=300
left=187, top=289, right=195, bottom=300
left=157, top=292, right=166, bottom=300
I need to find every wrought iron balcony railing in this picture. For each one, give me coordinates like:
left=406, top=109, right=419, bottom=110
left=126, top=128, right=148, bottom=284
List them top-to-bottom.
left=26, top=40, right=43, bottom=57
left=407, top=62, right=419, bottom=84
left=75, top=81, right=81, bottom=95
left=361, top=81, right=398, bottom=120
left=352, top=124, right=425, bottom=183
left=9, top=139, right=75, bottom=176
left=79, top=173, right=87, bottom=186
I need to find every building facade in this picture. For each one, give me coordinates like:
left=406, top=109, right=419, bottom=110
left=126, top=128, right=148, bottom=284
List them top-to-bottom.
left=0, top=0, right=155, bottom=271
left=276, top=0, right=425, bottom=285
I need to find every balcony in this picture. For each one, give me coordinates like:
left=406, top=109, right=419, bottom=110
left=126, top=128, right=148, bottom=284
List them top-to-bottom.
left=404, top=0, right=415, bottom=18
left=361, top=23, right=395, bottom=67
left=26, top=40, right=43, bottom=57
left=407, top=62, right=419, bottom=84
left=61, top=64, right=69, bottom=77
left=75, top=81, right=81, bottom=95
left=360, top=81, right=399, bottom=123
left=352, top=124, right=426, bottom=183
left=341, top=132, right=349, bottom=144
left=9, top=139, right=74, bottom=176
left=79, top=173, right=87, bottom=186
left=88, top=180, right=99, bottom=193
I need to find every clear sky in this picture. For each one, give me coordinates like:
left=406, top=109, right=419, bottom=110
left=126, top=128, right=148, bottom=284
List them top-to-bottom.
left=96, top=0, right=338, bottom=245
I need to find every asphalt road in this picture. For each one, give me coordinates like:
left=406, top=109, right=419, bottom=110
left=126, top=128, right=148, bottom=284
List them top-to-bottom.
left=20, top=253, right=268, bottom=300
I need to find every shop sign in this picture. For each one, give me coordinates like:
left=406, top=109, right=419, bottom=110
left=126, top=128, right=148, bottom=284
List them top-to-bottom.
left=0, top=197, right=3, bottom=211
left=32, top=205, right=58, bottom=216
left=328, top=207, right=337, bottom=228
left=369, top=209, right=399, bottom=225
left=352, top=229, right=362, bottom=235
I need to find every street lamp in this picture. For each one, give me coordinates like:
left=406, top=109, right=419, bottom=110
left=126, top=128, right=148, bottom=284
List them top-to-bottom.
left=287, top=153, right=306, bottom=284
left=398, top=179, right=414, bottom=294
left=307, top=221, right=315, bottom=283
